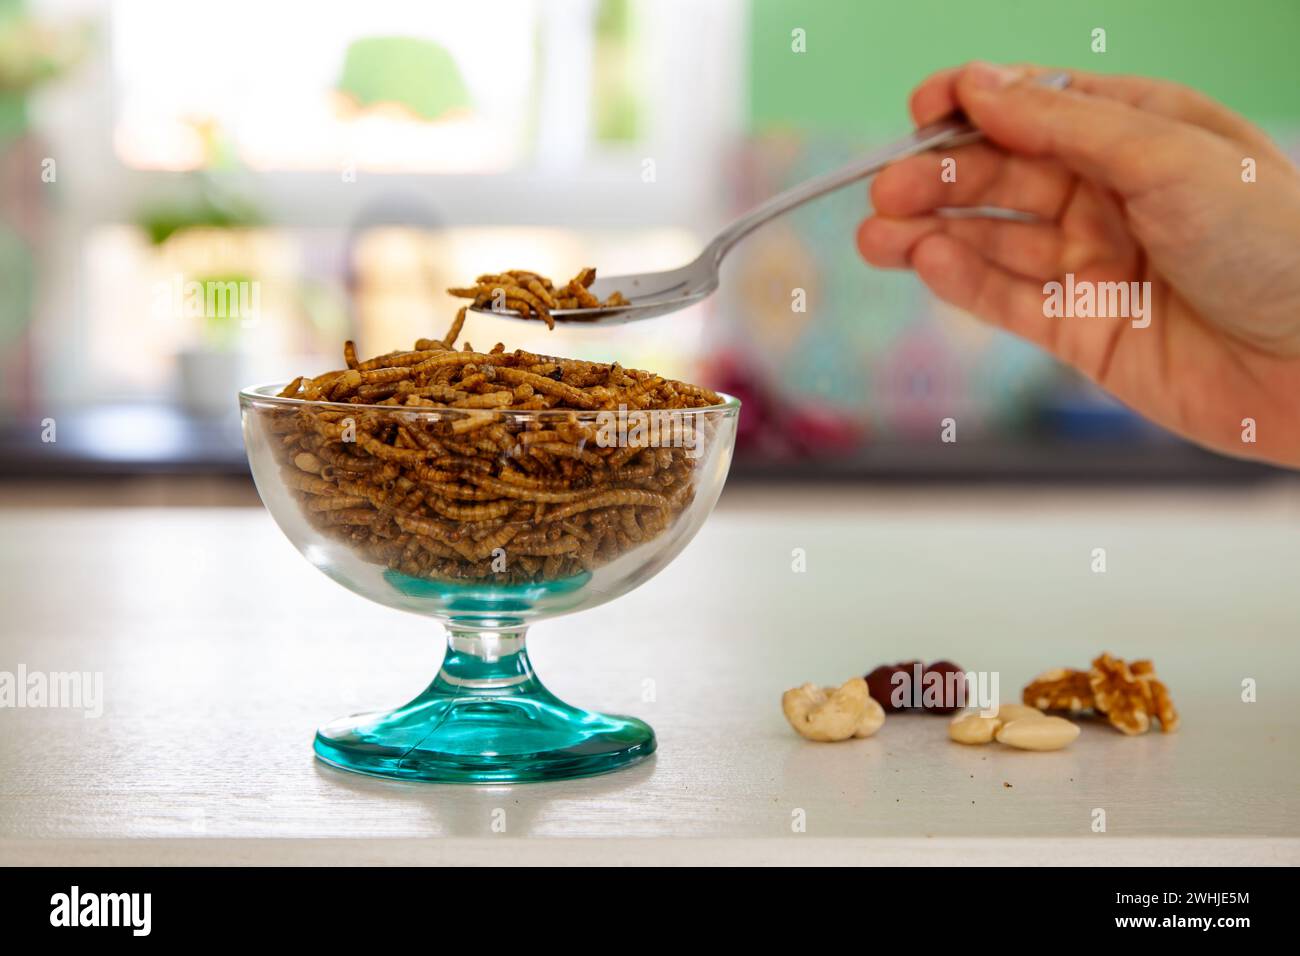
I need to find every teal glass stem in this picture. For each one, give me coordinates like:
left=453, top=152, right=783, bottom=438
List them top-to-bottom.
left=313, top=625, right=656, bottom=783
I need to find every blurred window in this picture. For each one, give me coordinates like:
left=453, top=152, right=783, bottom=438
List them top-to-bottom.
left=111, top=0, right=542, bottom=173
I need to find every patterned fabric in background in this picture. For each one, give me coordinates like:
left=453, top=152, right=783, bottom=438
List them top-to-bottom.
left=714, top=134, right=1058, bottom=456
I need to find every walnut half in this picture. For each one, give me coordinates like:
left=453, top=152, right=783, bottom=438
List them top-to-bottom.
left=1090, top=653, right=1179, bottom=735
left=1022, top=654, right=1179, bottom=736
left=1023, top=667, right=1095, bottom=713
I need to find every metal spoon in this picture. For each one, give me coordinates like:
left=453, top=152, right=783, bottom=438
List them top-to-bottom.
left=475, top=71, right=1071, bottom=326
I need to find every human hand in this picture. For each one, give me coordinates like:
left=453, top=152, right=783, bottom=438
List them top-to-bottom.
left=856, top=62, right=1300, bottom=468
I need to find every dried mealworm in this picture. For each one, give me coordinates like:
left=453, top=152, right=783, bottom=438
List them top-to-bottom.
left=266, top=265, right=718, bottom=584
left=442, top=307, right=467, bottom=350
left=492, top=368, right=597, bottom=408
left=278, top=376, right=305, bottom=398
left=452, top=391, right=514, bottom=410
left=293, top=452, right=324, bottom=474
left=542, top=489, right=670, bottom=523
left=306, top=495, right=371, bottom=512
left=426, top=498, right=514, bottom=522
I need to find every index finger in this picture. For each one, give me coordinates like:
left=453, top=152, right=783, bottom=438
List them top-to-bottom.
left=909, top=63, right=1283, bottom=157
left=911, top=64, right=1167, bottom=125
left=908, top=67, right=964, bottom=125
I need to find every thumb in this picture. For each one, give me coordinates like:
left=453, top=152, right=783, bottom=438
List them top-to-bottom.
left=955, top=62, right=1196, bottom=198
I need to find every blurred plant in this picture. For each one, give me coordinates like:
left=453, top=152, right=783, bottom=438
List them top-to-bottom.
left=592, top=0, right=640, bottom=142
left=0, top=2, right=91, bottom=368
left=0, top=4, right=91, bottom=143
left=0, top=7, right=89, bottom=89
left=336, top=36, right=471, bottom=121
left=135, top=175, right=262, bottom=246
left=136, top=175, right=263, bottom=355
left=0, top=220, right=31, bottom=348
left=195, top=273, right=254, bottom=351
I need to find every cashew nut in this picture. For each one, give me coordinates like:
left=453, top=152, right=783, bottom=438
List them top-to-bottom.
left=782, top=677, right=885, bottom=741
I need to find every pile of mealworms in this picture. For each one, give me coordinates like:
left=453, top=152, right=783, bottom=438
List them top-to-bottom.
left=447, top=266, right=629, bottom=329
left=263, top=273, right=722, bottom=586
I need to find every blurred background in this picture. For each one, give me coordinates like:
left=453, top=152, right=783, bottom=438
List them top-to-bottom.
left=1, top=0, right=1298, bottom=497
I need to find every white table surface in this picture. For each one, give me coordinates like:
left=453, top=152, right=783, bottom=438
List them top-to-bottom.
left=2, top=486, right=1298, bottom=865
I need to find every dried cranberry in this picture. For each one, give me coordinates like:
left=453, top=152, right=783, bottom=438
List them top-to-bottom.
left=865, top=659, right=965, bottom=713
left=923, top=660, right=966, bottom=713
left=865, top=661, right=921, bottom=711
left=864, top=665, right=902, bottom=711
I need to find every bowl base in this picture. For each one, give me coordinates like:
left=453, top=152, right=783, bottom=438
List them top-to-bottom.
left=314, top=688, right=655, bottom=784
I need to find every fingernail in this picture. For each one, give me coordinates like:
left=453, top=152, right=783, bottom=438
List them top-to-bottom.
left=967, top=61, right=1022, bottom=91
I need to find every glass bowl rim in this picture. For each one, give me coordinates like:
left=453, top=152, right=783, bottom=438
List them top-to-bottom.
left=239, top=382, right=741, bottom=420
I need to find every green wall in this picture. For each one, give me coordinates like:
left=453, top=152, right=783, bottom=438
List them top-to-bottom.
left=750, top=0, right=1300, bottom=135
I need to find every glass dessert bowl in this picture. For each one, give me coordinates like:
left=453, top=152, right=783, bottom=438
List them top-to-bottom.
left=240, top=384, right=739, bottom=783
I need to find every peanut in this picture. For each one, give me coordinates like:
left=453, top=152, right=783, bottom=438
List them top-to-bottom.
left=995, top=716, right=1080, bottom=751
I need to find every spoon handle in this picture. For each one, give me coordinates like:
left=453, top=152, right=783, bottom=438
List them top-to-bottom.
left=703, top=71, right=1071, bottom=266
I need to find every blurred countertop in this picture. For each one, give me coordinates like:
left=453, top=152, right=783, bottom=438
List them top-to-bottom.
left=1, top=485, right=1299, bottom=865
